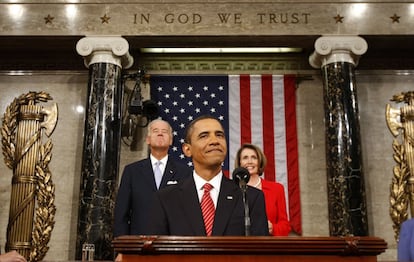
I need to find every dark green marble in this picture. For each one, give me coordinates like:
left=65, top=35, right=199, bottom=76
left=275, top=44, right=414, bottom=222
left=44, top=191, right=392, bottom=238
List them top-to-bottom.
left=321, top=61, right=369, bottom=237
left=76, top=63, right=123, bottom=260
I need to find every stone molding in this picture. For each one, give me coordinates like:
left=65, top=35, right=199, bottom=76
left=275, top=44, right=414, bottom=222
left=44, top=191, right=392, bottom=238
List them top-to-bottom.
left=1, top=3, right=413, bottom=35
left=76, top=36, right=134, bottom=68
left=136, top=54, right=312, bottom=72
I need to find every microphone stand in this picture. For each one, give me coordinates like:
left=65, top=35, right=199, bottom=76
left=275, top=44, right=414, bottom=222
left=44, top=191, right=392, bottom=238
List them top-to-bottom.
left=232, top=167, right=251, bottom=236
left=240, top=183, right=250, bottom=236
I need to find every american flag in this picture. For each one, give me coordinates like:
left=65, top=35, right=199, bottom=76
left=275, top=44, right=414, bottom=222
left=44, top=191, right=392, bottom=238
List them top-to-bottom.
left=150, top=74, right=301, bottom=235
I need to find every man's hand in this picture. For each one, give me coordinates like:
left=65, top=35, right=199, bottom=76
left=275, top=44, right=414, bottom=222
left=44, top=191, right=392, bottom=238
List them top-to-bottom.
left=267, top=220, right=273, bottom=235
left=0, top=251, right=26, bottom=262
left=115, top=253, right=122, bottom=262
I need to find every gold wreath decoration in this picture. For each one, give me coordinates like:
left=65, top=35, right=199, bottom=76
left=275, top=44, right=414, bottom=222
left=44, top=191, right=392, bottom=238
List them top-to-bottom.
left=1, top=91, right=56, bottom=262
left=389, top=138, right=409, bottom=241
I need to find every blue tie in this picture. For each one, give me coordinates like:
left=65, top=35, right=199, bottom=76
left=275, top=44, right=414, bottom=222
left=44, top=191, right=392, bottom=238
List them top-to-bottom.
left=154, top=161, right=163, bottom=189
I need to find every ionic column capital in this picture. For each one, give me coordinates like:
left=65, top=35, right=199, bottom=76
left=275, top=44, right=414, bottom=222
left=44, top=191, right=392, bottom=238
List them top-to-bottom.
left=309, top=35, right=368, bottom=68
left=76, top=36, right=133, bottom=69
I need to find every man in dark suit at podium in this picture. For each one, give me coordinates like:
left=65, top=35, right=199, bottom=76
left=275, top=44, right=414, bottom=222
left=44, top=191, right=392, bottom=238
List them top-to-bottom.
left=145, top=115, right=268, bottom=236
left=113, top=119, right=191, bottom=237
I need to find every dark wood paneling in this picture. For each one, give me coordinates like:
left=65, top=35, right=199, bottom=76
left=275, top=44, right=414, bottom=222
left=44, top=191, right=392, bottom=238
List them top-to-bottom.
left=112, top=235, right=387, bottom=262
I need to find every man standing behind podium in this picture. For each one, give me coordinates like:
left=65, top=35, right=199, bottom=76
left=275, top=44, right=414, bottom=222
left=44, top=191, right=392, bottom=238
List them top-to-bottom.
left=145, top=115, right=268, bottom=236
left=113, top=119, right=191, bottom=237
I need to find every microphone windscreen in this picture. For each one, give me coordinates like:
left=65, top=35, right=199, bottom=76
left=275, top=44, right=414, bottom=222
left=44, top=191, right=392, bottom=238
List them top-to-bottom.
left=232, top=167, right=250, bottom=185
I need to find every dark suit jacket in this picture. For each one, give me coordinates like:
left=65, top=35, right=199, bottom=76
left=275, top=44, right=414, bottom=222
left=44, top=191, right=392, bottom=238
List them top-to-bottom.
left=113, top=158, right=191, bottom=237
left=145, top=175, right=269, bottom=236
left=398, top=218, right=414, bottom=261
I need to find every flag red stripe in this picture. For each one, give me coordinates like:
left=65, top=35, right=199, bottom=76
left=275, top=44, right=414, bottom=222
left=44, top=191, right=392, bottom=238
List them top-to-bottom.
left=240, top=75, right=251, bottom=144
left=261, top=75, right=276, bottom=182
left=284, top=75, right=301, bottom=234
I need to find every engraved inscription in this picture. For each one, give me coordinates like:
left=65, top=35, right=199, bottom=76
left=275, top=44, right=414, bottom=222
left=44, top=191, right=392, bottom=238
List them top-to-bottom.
left=1, top=2, right=408, bottom=35
left=133, top=12, right=310, bottom=25
left=164, top=13, right=202, bottom=24
left=217, top=13, right=243, bottom=24
left=257, top=13, right=310, bottom=24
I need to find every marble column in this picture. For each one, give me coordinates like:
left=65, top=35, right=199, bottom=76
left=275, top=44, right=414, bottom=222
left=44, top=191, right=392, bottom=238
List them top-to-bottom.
left=75, top=36, right=133, bottom=260
left=309, top=36, right=369, bottom=236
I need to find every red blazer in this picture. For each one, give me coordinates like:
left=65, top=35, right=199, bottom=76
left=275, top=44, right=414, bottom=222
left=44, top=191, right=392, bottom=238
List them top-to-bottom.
left=261, top=179, right=291, bottom=236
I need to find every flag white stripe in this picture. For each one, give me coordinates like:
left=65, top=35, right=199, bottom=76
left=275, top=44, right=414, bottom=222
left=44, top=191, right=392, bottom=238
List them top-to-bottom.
left=228, top=75, right=241, bottom=173
left=250, top=75, right=264, bottom=148
left=272, top=75, right=289, bottom=215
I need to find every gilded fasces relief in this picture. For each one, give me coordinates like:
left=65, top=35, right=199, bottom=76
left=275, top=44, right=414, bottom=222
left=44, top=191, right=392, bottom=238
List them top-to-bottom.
left=386, top=91, right=414, bottom=241
left=1, top=92, right=58, bottom=262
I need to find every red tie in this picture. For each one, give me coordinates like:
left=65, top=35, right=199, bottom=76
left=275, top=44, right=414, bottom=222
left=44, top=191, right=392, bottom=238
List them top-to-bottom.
left=201, top=183, right=215, bottom=236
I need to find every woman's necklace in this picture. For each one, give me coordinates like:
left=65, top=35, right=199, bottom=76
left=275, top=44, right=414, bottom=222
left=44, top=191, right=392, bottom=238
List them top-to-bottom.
left=254, top=177, right=261, bottom=188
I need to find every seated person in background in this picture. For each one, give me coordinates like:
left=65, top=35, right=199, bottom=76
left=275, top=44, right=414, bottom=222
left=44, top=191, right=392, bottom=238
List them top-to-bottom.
left=145, top=115, right=268, bottom=236
left=113, top=119, right=191, bottom=237
left=235, top=143, right=291, bottom=236
left=398, top=218, right=414, bottom=261
left=0, top=250, right=26, bottom=262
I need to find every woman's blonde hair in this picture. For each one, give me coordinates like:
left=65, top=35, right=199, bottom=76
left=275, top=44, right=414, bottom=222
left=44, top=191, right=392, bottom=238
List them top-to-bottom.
left=234, top=143, right=267, bottom=175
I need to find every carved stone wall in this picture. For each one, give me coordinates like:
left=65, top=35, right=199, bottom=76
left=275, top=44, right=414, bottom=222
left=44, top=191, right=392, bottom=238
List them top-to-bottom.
left=1, top=1, right=413, bottom=35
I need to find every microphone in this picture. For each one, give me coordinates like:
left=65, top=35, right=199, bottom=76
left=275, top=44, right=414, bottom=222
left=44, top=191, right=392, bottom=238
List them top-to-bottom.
left=232, top=167, right=251, bottom=236
left=232, top=167, right=250, bottom=189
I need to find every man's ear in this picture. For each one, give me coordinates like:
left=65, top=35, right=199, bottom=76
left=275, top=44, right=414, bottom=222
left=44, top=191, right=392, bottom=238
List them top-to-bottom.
left=182, top=143, right=192, bottom=157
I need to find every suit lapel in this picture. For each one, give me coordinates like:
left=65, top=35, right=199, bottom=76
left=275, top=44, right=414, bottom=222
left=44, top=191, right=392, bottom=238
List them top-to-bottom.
left=143, top=159, right=157, bottom=190
left=159, top=160, right=176, bottom=187
left=212, top=176, right=240, bottom=235
left=178, top=178, right=206, bottom=235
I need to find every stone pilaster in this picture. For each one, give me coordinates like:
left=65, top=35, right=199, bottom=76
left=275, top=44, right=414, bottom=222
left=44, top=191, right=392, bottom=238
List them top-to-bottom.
left=75, top=36, right=133, bottom=260
left=309, top=36, right=369, bottom=236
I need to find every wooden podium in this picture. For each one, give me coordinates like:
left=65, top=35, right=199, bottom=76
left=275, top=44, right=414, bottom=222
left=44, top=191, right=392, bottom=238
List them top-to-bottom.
left=112, top=235, right=387, bottom=262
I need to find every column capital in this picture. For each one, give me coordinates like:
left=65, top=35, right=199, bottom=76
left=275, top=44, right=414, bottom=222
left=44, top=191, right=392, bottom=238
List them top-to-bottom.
left=309, top=35, right=368, bottom=68
left=76, top=36, right=133, bottom=69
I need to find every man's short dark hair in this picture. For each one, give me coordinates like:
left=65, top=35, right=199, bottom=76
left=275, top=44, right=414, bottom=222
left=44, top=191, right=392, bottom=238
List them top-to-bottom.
left=184, top=115, right=221, bottom=144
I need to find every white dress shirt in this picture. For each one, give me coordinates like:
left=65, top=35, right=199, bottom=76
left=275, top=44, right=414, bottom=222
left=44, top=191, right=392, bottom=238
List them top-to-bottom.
left=193, top=171, right=223, bottom=208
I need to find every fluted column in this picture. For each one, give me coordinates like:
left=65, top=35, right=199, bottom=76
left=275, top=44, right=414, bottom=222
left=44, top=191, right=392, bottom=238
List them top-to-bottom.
left=75, top=36, right=133, bottom=260
left=309, top=36, right=369, bottom=236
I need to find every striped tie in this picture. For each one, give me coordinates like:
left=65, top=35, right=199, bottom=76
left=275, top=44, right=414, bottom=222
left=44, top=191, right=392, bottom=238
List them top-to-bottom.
left=201, top=183, right=215, bottom=236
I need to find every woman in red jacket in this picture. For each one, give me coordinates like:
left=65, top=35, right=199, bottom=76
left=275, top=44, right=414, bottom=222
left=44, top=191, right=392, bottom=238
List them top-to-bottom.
left=235, top=143, right=291, bottom=236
